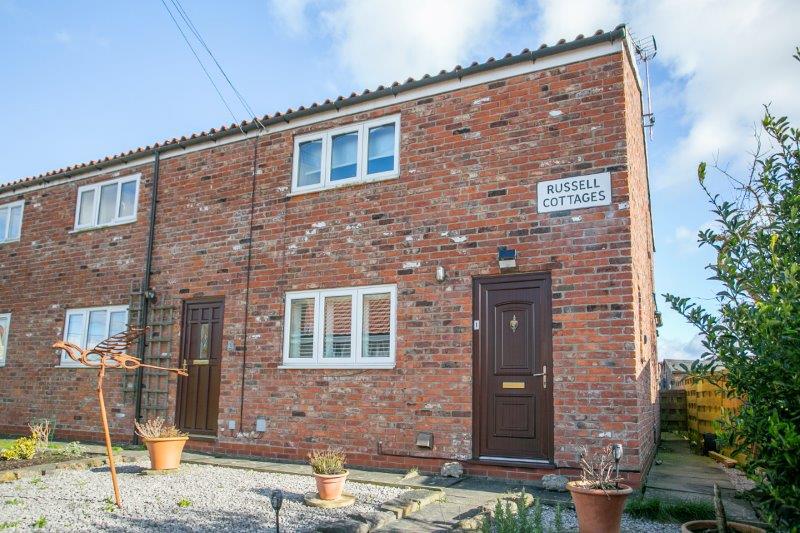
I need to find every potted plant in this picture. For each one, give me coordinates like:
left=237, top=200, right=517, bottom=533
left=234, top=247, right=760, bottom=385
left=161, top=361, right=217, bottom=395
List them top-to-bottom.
left=134, top=417, right=189, bottom=471
left=566, top=445, right=633, bottom=533
left=308, top=449, right=348, bottom=500
left=682, top=484, right=765, bottom=533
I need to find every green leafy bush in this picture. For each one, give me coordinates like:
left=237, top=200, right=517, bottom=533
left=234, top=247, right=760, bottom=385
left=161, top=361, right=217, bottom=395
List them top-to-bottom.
left=664, top=49, right=800, bottom=530
left=0, top=437, right=36, bottom=461
left=51, top=441, right=86, bottom=459
left=481, top=491, right=541, bottom=533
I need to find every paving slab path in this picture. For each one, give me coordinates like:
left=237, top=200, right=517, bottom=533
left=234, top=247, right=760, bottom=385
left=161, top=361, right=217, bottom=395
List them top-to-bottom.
left=645, top=433, right=759, bottom=523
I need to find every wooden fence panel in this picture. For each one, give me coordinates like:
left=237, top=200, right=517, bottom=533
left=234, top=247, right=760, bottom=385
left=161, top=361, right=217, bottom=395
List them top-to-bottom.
left=660, top=389, right=688, bottom=431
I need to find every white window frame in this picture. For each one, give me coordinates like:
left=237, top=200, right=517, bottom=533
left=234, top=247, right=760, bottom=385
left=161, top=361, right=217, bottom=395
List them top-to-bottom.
left=291, top=115, right=401, bottom=194
left=73, top=174, right=140, bottom=231
left=0, top=200, right=24, bottom=244
left=282, top=284, right=397, bottom=369
left=59, top=305, right=128, bottom=367
left=0, top=313, right=10, bottom=367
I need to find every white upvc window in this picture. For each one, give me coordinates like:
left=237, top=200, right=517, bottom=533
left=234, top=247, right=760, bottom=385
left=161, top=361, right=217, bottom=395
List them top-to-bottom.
left=291, top=115, right=400, bottom=193
left=74, top=174, right=140, bottom=230
left=0, top=200, right=24, bottom=244
left=282, top=284, right=397, bottom=368
left=59, top=305, right=128, bottom=367
left=0, top=313, right=10, bottom=366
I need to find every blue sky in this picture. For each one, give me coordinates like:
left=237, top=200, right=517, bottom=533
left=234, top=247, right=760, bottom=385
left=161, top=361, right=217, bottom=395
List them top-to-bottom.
left=1, top=0, right=798, bottom=359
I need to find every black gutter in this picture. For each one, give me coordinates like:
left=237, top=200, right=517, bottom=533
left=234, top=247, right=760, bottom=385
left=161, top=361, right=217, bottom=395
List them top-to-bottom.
left=1, top=25, right=627, bottom=195
left=132, top=150, right=160, bottom=443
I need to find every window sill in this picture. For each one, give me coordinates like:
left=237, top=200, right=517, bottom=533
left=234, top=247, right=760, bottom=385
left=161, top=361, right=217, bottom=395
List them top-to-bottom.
left=287, top=172, right=400, bottom=198
left=69, top=219, right=137, bottom=234
left=0, top=239, right=21, bottom=246
left=278, top=363, right=395, bottom=370
left=54, top=364, right=100, bottom=369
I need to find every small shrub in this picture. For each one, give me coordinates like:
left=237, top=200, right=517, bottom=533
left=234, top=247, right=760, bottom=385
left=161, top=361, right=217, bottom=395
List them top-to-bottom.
left=134, top=417, right=187, bottom=440
left=0, top=437, right=36, bottom=461
left=51, top=441, right=86, bottom=459
left=307, top=449, right=347, bottom=475
left=481, top=491, right=540, bottom=533
left=4, top=499, right=19, bottom=506
left=177, top=499, right=192, bottom=508
left=554, top=503, right=564, bottom=531
left=32, top=517, right=46, bottom=529
left=0, top=522, right=20, bottom=530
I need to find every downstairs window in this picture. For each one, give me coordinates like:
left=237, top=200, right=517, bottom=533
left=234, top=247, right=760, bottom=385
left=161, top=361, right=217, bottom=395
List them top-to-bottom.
left=282, top=285, right=396, bottom=368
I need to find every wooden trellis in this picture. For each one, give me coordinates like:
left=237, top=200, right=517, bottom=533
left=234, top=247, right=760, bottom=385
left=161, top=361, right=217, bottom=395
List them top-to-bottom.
left=125, top=284, right=177, bottom=421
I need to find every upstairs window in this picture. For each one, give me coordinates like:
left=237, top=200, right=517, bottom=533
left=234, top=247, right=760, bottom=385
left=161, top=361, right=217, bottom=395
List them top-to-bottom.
left=292, top=115, right=400, bottom=193
left=74, top=175, right=140, bottom=230
left=0, top=200, right=24, bottom=244
left=282, top=285, right=396, bottom=368
left=60, top=306, right=128, bottom=367
left=0, top=313, right=10, bottom=366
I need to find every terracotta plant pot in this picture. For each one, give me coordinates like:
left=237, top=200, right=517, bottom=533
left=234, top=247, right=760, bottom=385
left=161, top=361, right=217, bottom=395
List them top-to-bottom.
left=143, top=436, right=189, bottom=470
left=313, top=470, right=349, bottom=500
left=567, top=481, right=633, bottom=533
left=681, top=520, right=765, bottom=533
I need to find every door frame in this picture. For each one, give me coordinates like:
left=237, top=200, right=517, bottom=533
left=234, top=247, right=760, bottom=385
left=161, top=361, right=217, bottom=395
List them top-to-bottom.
left=472, top=271, right=555, bottom=464
left=176, top=297, right=225, bottom=436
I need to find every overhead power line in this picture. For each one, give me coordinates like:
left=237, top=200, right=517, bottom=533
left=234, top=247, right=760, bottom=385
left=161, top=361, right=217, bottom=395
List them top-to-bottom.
left=159, top=0, right=244, bottom=132
left=169, top=0, right=264, bottom=130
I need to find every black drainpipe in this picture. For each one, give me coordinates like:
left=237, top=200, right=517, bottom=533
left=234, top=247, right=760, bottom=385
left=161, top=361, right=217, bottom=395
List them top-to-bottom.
left=133, top=150, right=160, bottom=443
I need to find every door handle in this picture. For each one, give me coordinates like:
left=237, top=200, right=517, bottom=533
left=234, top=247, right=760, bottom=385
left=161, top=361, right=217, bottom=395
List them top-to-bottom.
left=532, top=365, right=547, bottom=389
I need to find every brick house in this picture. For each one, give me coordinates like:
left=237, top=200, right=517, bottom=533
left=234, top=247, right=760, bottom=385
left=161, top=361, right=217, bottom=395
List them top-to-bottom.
left=0, top=25, right=659, bottom=482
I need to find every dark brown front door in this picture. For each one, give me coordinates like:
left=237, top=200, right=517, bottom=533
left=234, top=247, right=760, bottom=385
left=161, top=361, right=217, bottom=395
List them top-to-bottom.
left=473, top=273, right=553, bottom=463
left=177, top=299, right=223, bottom=435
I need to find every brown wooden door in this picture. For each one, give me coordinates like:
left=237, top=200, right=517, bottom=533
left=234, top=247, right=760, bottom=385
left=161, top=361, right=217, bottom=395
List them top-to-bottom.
left=473, top=273, right=553, bottom=463
left=177, top=300, right=223, bottom=435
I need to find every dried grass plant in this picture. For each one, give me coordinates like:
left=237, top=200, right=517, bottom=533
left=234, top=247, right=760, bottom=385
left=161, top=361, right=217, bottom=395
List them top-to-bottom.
left=134, top=417, right=187, bottom=440
left=28, top=420, right=51, bottom=452
left=576, top=446, right=623, bottom=491
left=307, top=449, right=347, bottom=475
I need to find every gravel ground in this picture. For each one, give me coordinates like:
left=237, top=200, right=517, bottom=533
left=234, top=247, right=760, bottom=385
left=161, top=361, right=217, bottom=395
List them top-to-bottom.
left=0, top=460, right=408, bottom=532
left=717, top=463, right=756, bottom=494
left=530, top=502, right=680, bottom=532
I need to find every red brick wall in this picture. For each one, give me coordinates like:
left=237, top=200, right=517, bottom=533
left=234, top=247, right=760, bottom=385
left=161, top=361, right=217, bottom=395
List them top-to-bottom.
left=0, top=47, right=656, bottom=478
left=622, top=48, right=660, bottom=471
left=0, top=165, right=152, bottom=439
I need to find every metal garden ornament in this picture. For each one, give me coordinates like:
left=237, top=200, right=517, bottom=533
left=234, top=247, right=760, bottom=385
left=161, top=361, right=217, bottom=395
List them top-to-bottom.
left=53, top=327, right=187, bottom=508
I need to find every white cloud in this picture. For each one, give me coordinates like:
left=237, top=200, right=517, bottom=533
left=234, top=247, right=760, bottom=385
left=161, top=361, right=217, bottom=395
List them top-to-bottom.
left=269, top=0, right=314, bottom=35
left=314, top=0, right=506, bottom=88
left=535, top=0, right=623, bottom=45
left=626, top=0, right=800, bottom=189
left=532, top=1, right=800, bottom=190
left=669, top=219, right=720, bottom=253
left=659, top=334, right=705, bottom=360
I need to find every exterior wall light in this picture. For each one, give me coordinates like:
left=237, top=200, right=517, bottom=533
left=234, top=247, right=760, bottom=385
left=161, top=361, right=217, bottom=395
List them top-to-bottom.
left=498, top=246, right=517, bottom=269
left=435, top=266, right=446, bottom=282
left=256, top=416, right=267, bottom=432
left=612, top=443, right=623, bottom=487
